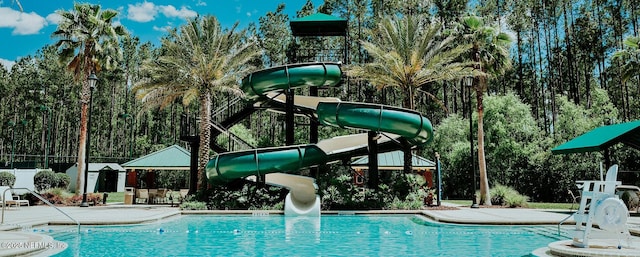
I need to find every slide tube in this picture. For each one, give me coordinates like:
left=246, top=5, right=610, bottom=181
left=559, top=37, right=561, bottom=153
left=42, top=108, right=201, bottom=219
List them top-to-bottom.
left=241, top=62, right=342, bottom=99
left=316, top=102, right=434, bottom=145
left=207, top=145, right=327, bottom=185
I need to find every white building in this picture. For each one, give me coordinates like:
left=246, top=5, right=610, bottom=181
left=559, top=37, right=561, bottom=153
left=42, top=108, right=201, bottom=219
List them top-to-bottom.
left=66, top=163, right=126, bottom=193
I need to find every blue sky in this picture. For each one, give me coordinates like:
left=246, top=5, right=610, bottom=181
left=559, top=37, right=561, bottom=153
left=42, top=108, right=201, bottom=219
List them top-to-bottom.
left=0, top=0, right=323, bottom=69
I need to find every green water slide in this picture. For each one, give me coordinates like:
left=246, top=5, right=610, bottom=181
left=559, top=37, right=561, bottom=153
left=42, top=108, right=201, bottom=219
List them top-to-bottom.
left=206, top=62, right=433, bottom=185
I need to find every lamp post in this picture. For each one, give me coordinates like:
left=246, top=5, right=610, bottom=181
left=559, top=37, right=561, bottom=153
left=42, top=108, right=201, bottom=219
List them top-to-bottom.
left=80, top=73, right=98, bottom=207
left=465, top=77, right=479, bottom=209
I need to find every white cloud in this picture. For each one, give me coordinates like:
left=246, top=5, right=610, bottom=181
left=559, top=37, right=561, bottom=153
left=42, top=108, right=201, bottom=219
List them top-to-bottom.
left=195, top=0, right=207, bottom=7
left=127, top=2, right=157, bottom=22
left=127, top=2, right=197, bottom=23
left=159, top=5, right=197, bottom=19
left=0, top=7, right=47, bottom=35
left=246, top=12, right=251, bottom=17
left=46, top=13, right=62, bottom=25
left=153, top=25, right=172, bottom=32
left=0, top=58, right=15, bottom=70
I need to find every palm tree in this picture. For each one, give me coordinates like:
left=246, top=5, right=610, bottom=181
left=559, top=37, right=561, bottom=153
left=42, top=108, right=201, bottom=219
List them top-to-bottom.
left=52, top=3, right=126, bottom=194
left=349, top=14, right=477, bottom=180
left=134, top=15, right=260, bottom=191
left=461, top=15, right=512, bottom=206
left=612, top=36, right=640, bottom=83
left=612, top=36, right=640, bottom=121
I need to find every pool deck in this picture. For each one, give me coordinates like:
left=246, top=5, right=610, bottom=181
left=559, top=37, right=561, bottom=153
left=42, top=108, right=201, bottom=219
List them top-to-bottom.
left=0, top=204, right=639, bottom=256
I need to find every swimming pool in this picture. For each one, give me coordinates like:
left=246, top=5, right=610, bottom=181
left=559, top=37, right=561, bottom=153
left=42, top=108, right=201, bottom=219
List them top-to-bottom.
left=46, top=215, right=569, bottom=256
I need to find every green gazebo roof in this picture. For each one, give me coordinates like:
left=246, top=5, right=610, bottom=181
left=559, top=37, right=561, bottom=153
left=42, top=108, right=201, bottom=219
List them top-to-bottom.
left=290, top=13, right=348, bottom=37
left=552, top=120, right=640, bottom=154
left=121, top=144, right=190, bottom=170
left=351, top=150, right=435, bottom=171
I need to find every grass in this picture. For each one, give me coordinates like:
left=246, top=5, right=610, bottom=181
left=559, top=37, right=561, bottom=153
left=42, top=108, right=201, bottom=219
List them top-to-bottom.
left=101, top=191, right=182, bottom=204
left=102, top=191, right=124, bottom=203
left=442, top=200, right=574, bottom=210
left=442, top=200, right=472, bottom=206
left=526, top=202, right=574, bottom=210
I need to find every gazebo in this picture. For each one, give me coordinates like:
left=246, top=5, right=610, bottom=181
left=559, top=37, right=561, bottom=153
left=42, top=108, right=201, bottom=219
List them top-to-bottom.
left=121, top=144, right=191, bottom=189
left=350, top=150, right=437, bottom=187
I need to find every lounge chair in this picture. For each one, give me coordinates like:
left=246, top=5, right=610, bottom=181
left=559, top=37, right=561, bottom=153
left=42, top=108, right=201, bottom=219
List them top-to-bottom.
left=0, top=186, right=28, bottom=208
left=0, top=186, right=16, bottom=208
left=136, top=189, right=149, bottom=204
left=13, top=192, right=29, bottom=207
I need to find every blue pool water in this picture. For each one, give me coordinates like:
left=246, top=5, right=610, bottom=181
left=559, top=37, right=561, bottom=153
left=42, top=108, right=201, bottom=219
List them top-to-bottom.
left=46, top=215, right=569, bottom=256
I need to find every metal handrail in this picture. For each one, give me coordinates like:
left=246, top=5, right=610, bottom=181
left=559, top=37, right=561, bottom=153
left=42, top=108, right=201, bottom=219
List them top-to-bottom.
left=212, top=96, right=244, bottom=119
left=209, top=121, right=254, bottom=151
left=2, top=187, right=80, bottom=233
left=558, top=211, right=575, bottom=235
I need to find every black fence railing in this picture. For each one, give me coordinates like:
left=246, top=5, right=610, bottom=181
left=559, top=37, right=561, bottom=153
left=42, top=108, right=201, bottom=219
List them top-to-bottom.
left=290, top=48, right=346, bottom=64
left=180, top=114, right=199, bottom=140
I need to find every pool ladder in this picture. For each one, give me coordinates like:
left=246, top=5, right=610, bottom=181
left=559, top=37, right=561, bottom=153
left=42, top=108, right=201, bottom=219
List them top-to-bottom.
left=1, top=187, right=81, bottom=233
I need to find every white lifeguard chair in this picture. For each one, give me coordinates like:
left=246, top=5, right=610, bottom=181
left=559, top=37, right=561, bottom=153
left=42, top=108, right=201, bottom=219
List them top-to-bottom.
left=572, top=164, right=632, bottom=248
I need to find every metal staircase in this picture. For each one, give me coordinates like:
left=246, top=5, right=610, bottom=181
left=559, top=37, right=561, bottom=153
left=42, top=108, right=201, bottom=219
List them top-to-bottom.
left=179, top=96, right=256, bottom=153
left=209, top=96, right=256, bottom=153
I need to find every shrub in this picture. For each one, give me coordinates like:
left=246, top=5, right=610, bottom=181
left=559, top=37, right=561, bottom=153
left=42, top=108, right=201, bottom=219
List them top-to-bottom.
left=34, top=170, right=56, bottom=192
left=156, top=170, right=188, bottom=190
left=0, top=171, right=16, bottom=187
left=54, top=173, right=71, bottom=189
left=203, top=182, right=286, bottom=210
left=490, top=184, right=529, bottom=208
left=490, top=184, right=512, bottom=205
left=37, top=188, right=74, bottom=205
left=621, top=191, right=640, bottom=211
left=62, top=192, right=102, bottom=206
left=503, top=193, right=529, bottom=208
left=180, top=201, right=207, bottom=210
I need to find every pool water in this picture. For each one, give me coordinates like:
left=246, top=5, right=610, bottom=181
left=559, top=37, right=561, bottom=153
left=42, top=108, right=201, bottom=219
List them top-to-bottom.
left=46, top=215, right=570, bottom=256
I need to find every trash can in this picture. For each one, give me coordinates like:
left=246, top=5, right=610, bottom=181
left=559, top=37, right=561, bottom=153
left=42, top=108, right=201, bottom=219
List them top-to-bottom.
left=124, top=187, right=135, bottom=205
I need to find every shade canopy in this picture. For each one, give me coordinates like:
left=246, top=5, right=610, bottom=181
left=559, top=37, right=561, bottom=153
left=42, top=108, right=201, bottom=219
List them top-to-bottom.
left=290, top=13, right=348, bottom=37
left=551, top=120, right=640, bottom=154
left=121, top=144, right=190, bottom=170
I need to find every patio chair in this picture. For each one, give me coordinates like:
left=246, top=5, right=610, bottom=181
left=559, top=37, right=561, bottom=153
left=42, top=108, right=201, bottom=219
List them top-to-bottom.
left=156, top=188, right=168, bottom=204
left=136, top=189, right=149, bottom=204
left=148, top=189, right=158, bottom=204
left=179, top=189, right=189, bottom=204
